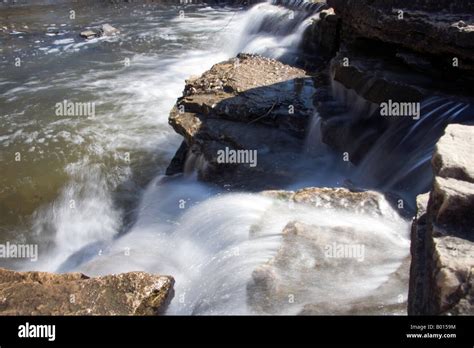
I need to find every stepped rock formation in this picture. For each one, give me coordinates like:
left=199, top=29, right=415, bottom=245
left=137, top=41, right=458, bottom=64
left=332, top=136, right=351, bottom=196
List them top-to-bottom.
left=303, top=0, right=474, bottom=165
left=327, top=0, right=474, bottom=71
left=168, top=53, right=316, bottom=189
left=409, top=124, right=474, bottom=315
left=0, top=268, right=174, bottom=315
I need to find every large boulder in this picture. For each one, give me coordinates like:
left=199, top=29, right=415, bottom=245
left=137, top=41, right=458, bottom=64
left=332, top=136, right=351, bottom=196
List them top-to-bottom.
left=168, top=53, right=316, bottom=189
left=409, top=124, right=474, bottom=315
left=0, top=268, right=174, bottom=315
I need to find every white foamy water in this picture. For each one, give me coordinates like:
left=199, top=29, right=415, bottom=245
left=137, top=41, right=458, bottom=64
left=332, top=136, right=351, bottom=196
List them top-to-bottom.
left=2, top=1, right=414, bottom=315
left=233, top=2, right=322, bottom=62
left=71, top=175, right=410, bottom=315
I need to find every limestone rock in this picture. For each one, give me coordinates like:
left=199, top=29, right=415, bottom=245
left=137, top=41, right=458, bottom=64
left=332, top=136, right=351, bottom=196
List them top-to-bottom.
left=327, top=0, right=474, bottom=71
left=80, top=24, right=119, bottom=39
left=80, top=29, right=98, bottom=40
left=168, top=53, right=316, bottom=189
left=409, top=124, right=474, bottom=315
left=432, top=124, right=474, bottom=184
left=262, top=186, right=394, bottom=217
left=0, top=268, right=174, bottom=315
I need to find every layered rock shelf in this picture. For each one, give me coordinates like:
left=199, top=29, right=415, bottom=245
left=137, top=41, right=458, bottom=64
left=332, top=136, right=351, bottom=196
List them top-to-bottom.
left=168, top=53, right=316, bottom=189
left=409, top=125, right=474, bottom=315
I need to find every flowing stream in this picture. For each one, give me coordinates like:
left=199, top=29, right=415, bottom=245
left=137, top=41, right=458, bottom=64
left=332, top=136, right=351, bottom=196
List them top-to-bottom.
left=2, top=0, right=467, bottom=315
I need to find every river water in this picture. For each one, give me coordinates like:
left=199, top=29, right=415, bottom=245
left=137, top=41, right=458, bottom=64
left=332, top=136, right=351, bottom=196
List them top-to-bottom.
left=0, top=1, right=415, bottom=314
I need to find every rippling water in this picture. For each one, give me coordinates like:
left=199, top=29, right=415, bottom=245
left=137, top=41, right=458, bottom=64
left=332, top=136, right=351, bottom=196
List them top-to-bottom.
left=0, top=1, right=413, bottom=315
left=0, top=1, right=245, bottom=254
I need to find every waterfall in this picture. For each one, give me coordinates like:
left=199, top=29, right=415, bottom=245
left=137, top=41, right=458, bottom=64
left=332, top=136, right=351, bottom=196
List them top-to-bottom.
left=11, top=0, right=416, bottom=315
left=233, top=0, right=326, bottom=62
left=61, top=2, right=410, bottom=315
left=351, top=97, right=473, bottom=202
left=73, top=174, right=410, bottom=315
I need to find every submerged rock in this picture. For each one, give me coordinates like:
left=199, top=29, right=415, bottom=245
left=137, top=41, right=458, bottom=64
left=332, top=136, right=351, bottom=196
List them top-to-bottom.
left=80, top=24, right=120, bottom=40
left=409, top=124, right=474, bottom=315
left=248, top=187, right=410, bottom=315
left=262, top=187, right=395, bottom=217
left=0, top=268, right=174, bottom=315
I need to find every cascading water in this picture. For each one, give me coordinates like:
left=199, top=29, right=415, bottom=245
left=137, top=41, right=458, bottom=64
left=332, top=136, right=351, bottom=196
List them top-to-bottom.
left=3, top=0, right=416, bottom=315
left=234, top=0, right=325, bottom=63
left=327, top=73, right=474, bottom=203
left=350, top=97, right=473, bottom=201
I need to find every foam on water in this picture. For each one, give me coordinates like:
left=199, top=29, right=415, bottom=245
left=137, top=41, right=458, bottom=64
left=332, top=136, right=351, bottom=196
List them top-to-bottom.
left=3, top=1, right=415, bottom=315
left=70, top=175, right=410, bottom=315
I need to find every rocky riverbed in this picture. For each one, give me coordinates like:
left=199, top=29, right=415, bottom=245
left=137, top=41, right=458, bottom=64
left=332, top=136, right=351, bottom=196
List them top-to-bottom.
left=0, top=0, right=472, bottom=315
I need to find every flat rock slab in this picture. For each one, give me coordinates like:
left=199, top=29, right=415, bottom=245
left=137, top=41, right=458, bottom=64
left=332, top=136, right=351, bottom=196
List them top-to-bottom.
left=0, top=268, right=174, bottom=315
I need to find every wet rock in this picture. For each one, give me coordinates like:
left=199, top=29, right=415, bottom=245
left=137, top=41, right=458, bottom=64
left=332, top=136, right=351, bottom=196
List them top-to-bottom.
left=305, top=0, right=474, bottom=167
left=302, top=8, right=340, bottom=57
left=101, top=23, right=120, bottom=36
left=80, top=24, right=119, bottom=40
left=80, top=29, right=99, bottom=40
left=331, top=51, right=427, bottom=105
left=167, top=53, right=316, bottom=189
left=409, top=124, right=474, bottom=315
left=165, top=141, right=189, bottom=176
left=248, top=187, right=410, bottom=314
left=262, top=187, right=394, bottom=217
left=0, top=268, right=174, bottom=315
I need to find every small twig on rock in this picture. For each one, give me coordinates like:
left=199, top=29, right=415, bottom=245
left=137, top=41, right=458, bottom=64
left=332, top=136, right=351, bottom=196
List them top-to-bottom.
left=248, top=100, right=278, bottom=125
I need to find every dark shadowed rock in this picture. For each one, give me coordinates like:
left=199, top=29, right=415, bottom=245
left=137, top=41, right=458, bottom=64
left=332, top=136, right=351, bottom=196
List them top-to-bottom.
left=327, top=0, right=474, bottom=72
left=302, top=8, right=340, bottom=57
left=0, top=268, right=174, bottom=315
